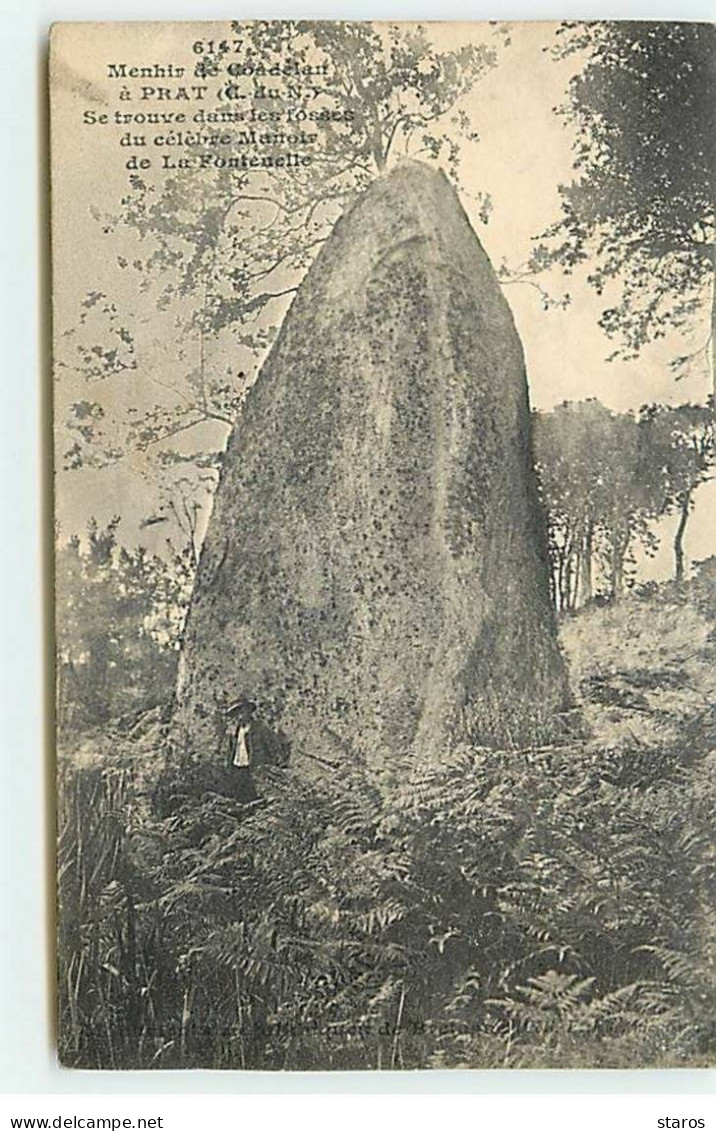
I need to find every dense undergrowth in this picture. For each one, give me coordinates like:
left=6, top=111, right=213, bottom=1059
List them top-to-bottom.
left=57, top=588, right=716, bottom=1069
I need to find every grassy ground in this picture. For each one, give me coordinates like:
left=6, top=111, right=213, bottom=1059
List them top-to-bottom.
left=57, top=588, right=716, bottom=1070
left=563, top=590, right=716, bottom=751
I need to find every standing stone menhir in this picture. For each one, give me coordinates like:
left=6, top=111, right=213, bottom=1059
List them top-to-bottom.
left=173, top=160, right=572, bottom=776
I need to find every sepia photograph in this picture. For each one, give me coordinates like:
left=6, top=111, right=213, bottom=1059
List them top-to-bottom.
left=49, top=19, right=715, bottom=1071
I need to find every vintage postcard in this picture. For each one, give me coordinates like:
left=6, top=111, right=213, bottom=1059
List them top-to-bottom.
left=50, top=20, right=715, bottom=1069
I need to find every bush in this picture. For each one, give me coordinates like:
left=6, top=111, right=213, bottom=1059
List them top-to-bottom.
left=691, top=556, right=716, bottom=622
left=58, top=725, right=716, bottom=1069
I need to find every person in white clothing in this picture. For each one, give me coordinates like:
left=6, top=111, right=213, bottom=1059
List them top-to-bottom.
left=222, top=695, right=290, bottom=802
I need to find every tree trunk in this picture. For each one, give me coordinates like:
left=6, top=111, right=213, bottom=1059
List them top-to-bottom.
left=174, top=162, right=573, bottom=772
left=705, top=245, right=710, bottom=409
left=674, top=491, right=692, bottom=583
left=579, top=522, right=594, bottom=607
left=610, top=533, right=628, bottom=600
left=569, top=540, right=581, bottom=613
left=555, top=546, right=568, bottom=614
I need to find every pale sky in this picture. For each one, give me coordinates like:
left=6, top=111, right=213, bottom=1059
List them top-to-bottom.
left=51, top=21, right=714, bottom=577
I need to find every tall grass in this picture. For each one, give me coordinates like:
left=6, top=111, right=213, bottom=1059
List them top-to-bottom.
left=57, top=595, right=716, bottom=1069
left=57, top=746, right=716, bottom=1068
